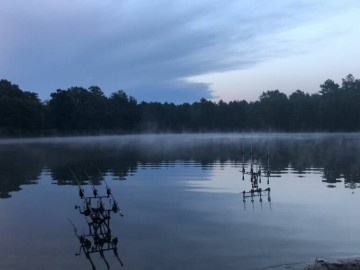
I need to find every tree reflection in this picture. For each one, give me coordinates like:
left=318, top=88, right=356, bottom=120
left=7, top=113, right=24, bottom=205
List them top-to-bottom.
left=1, top=134, right=360, bottom=199
left=266, top=136, right=360, bottom=188
left=0, top=145, right=42, bottom=198
left=343, top=172, right=360, bottom=189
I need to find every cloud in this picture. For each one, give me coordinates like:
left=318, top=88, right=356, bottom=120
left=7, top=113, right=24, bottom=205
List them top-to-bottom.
left=1, top=0, right=358, bottom=102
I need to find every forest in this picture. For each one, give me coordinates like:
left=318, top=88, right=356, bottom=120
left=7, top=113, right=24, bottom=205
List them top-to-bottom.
left=0, top=74, right=359, bottom=136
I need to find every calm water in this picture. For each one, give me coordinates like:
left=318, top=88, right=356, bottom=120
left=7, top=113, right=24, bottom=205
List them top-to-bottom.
left=1, top=133, right=360, bottom=270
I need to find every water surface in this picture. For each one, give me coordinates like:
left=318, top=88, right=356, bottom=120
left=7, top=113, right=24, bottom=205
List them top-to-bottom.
left=1, top=133, right=360, bottom=270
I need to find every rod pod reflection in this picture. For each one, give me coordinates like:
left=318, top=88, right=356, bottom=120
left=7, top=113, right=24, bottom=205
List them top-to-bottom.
left=70, top=169, right=124, bottom=269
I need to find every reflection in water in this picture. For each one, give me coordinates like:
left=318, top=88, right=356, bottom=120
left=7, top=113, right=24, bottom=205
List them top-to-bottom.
left=1, top=134, right=360, bottom=198
left=1, top=134, right=360, bottom=269
left=241, top=141, right=272, bottom=211
left=0, top=146, right=42, bottom=198
left=322, top=170, right=342, bottom=187
left=70, top=171, right=124, bottom=269
left=242, top=171, right=271, bottom=211
left=345, top=177, right=360, bottom=189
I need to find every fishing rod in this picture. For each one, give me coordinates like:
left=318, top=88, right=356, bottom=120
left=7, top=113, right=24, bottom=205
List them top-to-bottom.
left=242, top=130, right=245, bottom=180
left=240, top=131, right=256, bottom=180
left=248, top=132, right=260, bottom=183
left=250, top=132, right=253, bottom=176
left=257, top=133, right=262, bottom=183
left=247, top=141, right=271, bottom=180
left=267, top=143, right=270, bottom=177
left=69, top=168, right=85, bottom=199
left=97, top=168, right=123, bottom=217
left=97, top=168, right=113, bottom=198
left=70, top=169, right=101, bottom=219
left=84, top=170, right=98, bottom=198
left=84, top=170, right=118, bottom=221
left=71, top=175, right=125, bottom=269
left=72, top=180, right=108, bottom=229
left=71, top=217, right=116, bottom=269
left=69, top=218, right=79, bottom=238
left=69, top=219, right=96, bottom=270
left=69, top=219, right=92, bottom=252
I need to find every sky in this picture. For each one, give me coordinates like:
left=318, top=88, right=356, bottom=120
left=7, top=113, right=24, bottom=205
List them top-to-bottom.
left=1, top=0, right=360, bottom=103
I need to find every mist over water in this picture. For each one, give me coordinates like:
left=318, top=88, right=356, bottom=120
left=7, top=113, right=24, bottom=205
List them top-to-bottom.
left=1, top=133, right=360, bottom=269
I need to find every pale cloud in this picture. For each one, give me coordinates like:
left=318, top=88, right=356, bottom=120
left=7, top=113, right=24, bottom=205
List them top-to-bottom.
left=190, top=2, right=360, bottom=102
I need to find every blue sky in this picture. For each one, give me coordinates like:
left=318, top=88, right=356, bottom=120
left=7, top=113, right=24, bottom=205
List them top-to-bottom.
left=1, top=0, right=359, bottom=103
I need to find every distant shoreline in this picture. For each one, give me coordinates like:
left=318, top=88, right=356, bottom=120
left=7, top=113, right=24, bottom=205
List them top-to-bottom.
left=2, top=75, right=360, bottom=137
left=1, top=132, right=360, bottom=145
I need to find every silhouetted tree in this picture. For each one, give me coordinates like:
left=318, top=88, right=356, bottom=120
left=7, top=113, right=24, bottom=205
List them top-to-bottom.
left=2, top=74, right=360, bottom=136
left=0, top=79, right=44, bottom=136
left=46, top=86, right=108, bottom=132
left=108, top=90, right=139, bottom=131
left=258, top=90, right=290, bottom=130
left=289, top=90, right=317, bottom=131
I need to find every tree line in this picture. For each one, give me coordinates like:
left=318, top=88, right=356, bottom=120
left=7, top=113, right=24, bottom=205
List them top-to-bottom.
left=0, top=74, right=359, bottom=136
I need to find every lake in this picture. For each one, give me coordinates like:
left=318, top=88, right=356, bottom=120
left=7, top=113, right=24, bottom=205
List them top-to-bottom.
left=1, top=133, right=360, bottom=270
